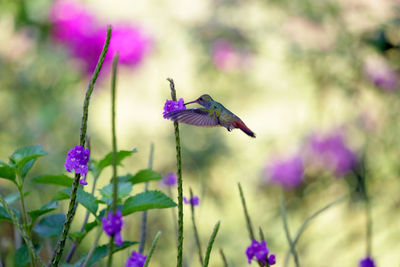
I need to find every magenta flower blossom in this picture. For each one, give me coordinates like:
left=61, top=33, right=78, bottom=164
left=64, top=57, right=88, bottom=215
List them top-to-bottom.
left=50, top=0, right=151, bottom=74
left=211, top=38, right=250, bottom=72
left=364, top=56, right=398, bottom=92
left=163, top=98, right=186, bottom=118
left=308, top=133, right=357, bottom=177
left=64, top=145, right=90, bottom=185
left=264, top=155, right=304, bottom=189
left=160, top=172, right=177, bottom=186
left=183, top=196, right=199, bottom=206
left=102, top=210, right=124, bottom=246
left=246, top=239, right=276, bottom=265
left=126, top=251, right=147, bottom=267
left=359, top=256, right=375, bottom=267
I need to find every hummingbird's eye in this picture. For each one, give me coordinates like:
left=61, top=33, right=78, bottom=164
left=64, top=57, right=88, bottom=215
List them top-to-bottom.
left=199, top=97, right=203, bottom=101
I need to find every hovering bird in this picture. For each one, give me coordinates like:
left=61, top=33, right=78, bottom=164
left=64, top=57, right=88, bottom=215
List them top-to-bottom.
left=165, top=94, right=256, bottom=138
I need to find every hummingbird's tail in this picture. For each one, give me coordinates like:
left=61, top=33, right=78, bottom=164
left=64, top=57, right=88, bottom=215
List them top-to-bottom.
left=232, top=121, right=256, bottom=138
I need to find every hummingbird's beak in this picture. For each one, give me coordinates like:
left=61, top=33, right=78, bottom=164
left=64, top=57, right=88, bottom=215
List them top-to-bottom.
left=184, top=99, right=198, bottom=105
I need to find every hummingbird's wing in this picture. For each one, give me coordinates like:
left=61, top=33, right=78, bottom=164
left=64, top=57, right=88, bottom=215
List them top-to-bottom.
left=164, top=109, right=219, bottom=127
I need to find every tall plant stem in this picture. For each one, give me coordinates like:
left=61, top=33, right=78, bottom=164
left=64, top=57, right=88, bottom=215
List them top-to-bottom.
left=49, top=26, right=112, bottom=267
left=106, top=53, right=119, bottom=267
left=167, top=78, right=184, bottom=267
left=139, top=143, right=155, bottom=254
left=238, top=183, right=255, bottom=240
left=189, top=188, right=203, bottom=266
left=0, top=195, right=44, bottom=267
left=280, top=195, right=300, bottom=267
left=203, top=221, right=220, bottom=267
left=143, top=231, right=162, bottom=267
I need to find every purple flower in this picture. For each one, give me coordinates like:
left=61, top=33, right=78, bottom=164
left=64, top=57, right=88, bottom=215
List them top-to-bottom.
left=50, top=0, right=151, bottom=74
left=364, top=56, right=398, bottom=92
left=163, top=98, right=186, bottom=118
left=308, top=133, right=357, bottom=177
left=64, top=145, right=90, bottom=185
left=264, top=155, right=304, bottom=189
left=160, top=172, right=177, bottom=187
left=183, top=196, right=199, bottom=206
left=102, top=210, right=124, bottom=246
left=246, top=239, right=275, bottom=265
left=125, top=251, right=147, bottom=267
left=359, top=256, right=375, bottom=267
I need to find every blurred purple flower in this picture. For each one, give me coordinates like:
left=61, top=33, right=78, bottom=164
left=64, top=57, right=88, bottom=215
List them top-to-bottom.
left=50, top=0, right=151, bottom=74
left=211, top=38, right=250, bottom=72
left=364, top=57, right=398, bottom=92
left=163, top=98, right=186, bottom=118
left=308, top=133, right=357, bottom=177
left=64, top=145, right=90, bottom=185
left=264, top=155, right=304, bottom=189
left=160, top=172, right=177, bottom=187
left=183, top=196, right=199, bottom=206
left=102, top=209, right=124, bottom=246
left=246, top=239, right=276, bottom=265
left=125, top=251, right=147, bottom=267
left=359, top=256, right=375, bottom=267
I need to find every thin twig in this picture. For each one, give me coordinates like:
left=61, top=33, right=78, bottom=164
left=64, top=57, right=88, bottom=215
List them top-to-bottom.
left=50, top=26, right=112, bottom=267
left=167, top=78, right=184, bottom=267
left=139, top=143, right=155, bottom=254
left=203, top=221, right=221, bottom=267
left=143, top=231, right=162, bottom=267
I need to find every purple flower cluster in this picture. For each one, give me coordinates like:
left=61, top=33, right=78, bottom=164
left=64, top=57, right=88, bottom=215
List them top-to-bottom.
left=50, top=0, right=150, bottom=74
left=364, top=56, right=398, bottom=92
left=163, top=98, right=186, bottom=118
left=308, top=133, right=357, bottom=177
left=64, top=145, right=90, bottom=185
left=265, top=155, right=304, bottom=189
left=160, top=172, right=177, bottom=187
left=183, top=196, right=200, bottom=206
left=102, top=210, right=124, bottom=246
left=246, top=239, right=275, bottom=266
left=125, top=251, right=147, bottom=267
left=359, top=256, right=375, bottom=267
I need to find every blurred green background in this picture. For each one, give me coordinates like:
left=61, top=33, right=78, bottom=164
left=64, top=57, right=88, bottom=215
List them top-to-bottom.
left=1, top=0, right=400, bottom=266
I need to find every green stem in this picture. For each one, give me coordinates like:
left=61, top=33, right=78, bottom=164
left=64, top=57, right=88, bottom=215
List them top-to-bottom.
left=49, top=26, right=112, bottom=267
left=106, top=53, right=119, bottom=267
left=167, top=78, right=184, bottom=267
left=139, top=143, right=155, bottom=254
left=238, top=183, right=255, bottom=240
left=190, top=188, right=204, bottom=266
left=0, top=195, right=44, bottom=267
left=280, top=195, right=300, bottom=267
left=203, top=221, right=221, bottom=267
left=80, top=227, right=102, bottom=267
left=143, top=231, right=162, bottom=267
left=219, top=249, right=228, bottom=267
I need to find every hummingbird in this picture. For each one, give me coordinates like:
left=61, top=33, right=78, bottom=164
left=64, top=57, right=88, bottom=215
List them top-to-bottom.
left=164, top=94, right=256, bottom=138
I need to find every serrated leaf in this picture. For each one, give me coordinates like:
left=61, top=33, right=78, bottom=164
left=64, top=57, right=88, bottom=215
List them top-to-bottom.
left=10, top=145, right=47, bottom=170
left=94, top=149, right=137, bottom=177
left=0, top=162, right=16, bottom=182
left=120, top=169, right=162, bottom=185
left=32, top=174, right=74, bottom=187
left=98, top=182, right=132, bottom=205
left=53, top=188, right=98, bottom=215
left=122, top=190, right=177, bottom=215
left=28, top=201, right=58, bottom=223
left=33, top=213, right=65, bottom=238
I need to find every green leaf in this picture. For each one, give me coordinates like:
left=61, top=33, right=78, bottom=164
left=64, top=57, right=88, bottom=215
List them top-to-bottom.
left=10, top=145, right=47, bottom=170
left=93, top=149, right=137, bottom=177
left=21, top=159, right=36, bottom=178
left=0, top=162, right=16, bottom=182
left=119, top=169, right=162, bottom=185
left=32, top=174, right=74, bottom=187
left=98, top=182, right=132, bottom=205
left=53, top=188, right=98, bottom=215
left=122, top=190, right=177, bottom=215
left=1, top=192, right=30, bottom=207
left=28, top=201, right=58, bottom=224
left=0, top=206, right=20, bottom=221
left=33, top=213, right=65, bottom=238
left=69, top=220, right=98, bottom=242
left=81, top=241, right=137, bottom=267
left=14, top=244, right=40, bottom=267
